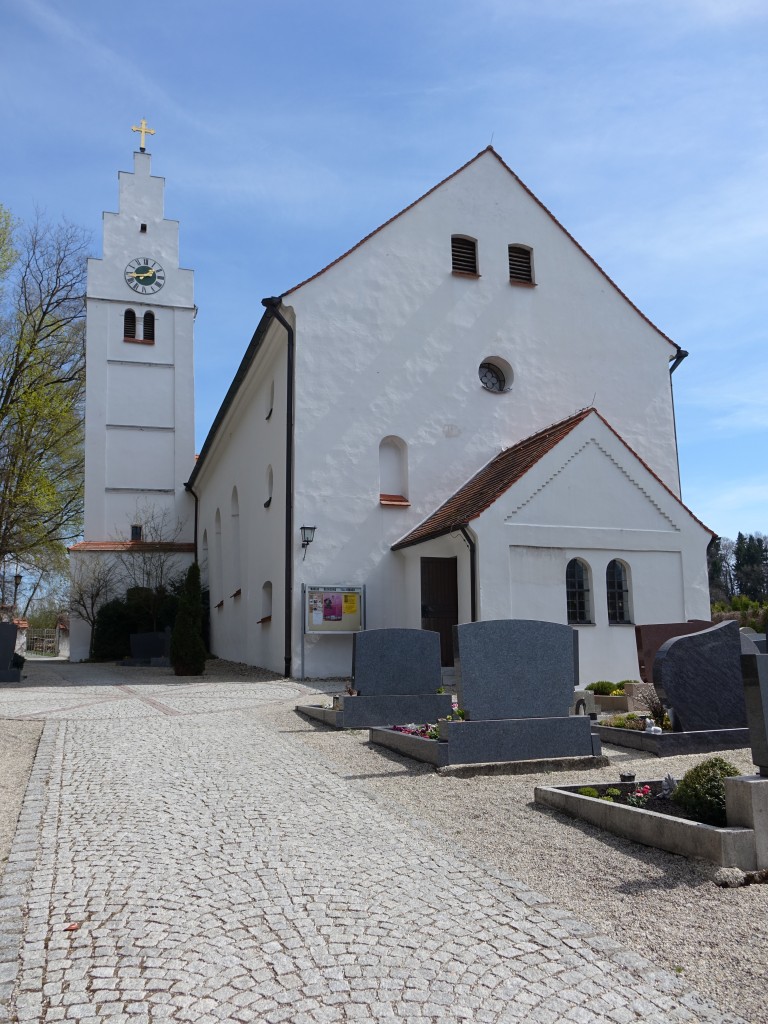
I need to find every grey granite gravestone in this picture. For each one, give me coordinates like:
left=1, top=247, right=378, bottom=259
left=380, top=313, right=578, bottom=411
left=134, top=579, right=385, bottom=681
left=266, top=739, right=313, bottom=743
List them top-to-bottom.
left=370, top=619, right=602, bottom=768
left=453, top=619, right=577, bottom=720
left=654, top=620, right=748, bottom=732
left=0, top=622, right=21, bottom=683
left=296, top=628, right=452, bottom=729
left=352, top=628, right=442, bottom=695
left=741, top=654, right=768, bottom=775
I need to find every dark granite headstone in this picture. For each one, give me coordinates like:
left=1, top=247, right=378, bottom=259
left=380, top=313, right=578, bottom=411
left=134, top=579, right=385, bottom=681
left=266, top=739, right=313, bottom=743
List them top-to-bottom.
left=453, top=619, right=577, bottom=720
left=634, top=620, right=712, bottom=685
left=654, top=620, right=747, bottom=732
left=0, top=622, right=17, bottom=669
left=0, top=622, right=21, bottom=682
left=352, top=628, right=442, bottom=695
left=740, top=629, right=766, bottom=654
left=129, top=630, right=171, bottom=661
left=741, top=653, right=768, bottom=775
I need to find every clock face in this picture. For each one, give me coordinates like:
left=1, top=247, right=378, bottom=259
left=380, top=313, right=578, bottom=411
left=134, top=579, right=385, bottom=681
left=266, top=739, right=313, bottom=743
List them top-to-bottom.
left=125, top=258, right=165, bottom=294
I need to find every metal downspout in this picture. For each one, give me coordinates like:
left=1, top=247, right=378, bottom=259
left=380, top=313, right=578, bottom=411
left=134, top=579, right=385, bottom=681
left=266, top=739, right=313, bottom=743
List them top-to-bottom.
left=262, top=297, right=295, bottom=679
left=669, top=348, right=689, bottom=496
left=183, top=481, right=199, bottom=564
left=459, top=527, right=477, bottom=622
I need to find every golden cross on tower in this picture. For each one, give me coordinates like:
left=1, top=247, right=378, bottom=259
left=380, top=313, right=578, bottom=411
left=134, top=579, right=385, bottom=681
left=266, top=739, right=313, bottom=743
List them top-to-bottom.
left=131, top=118, right=155, bottom=151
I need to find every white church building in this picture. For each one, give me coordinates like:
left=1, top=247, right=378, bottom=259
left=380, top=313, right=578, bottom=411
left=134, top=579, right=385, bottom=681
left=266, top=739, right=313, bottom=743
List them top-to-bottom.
left=71, top=141, right=713, bottom=682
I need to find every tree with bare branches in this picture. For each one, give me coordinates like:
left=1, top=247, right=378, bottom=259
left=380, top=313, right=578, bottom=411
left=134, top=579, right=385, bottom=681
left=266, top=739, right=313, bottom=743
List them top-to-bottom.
left=69, top=556, right=121, bottom=659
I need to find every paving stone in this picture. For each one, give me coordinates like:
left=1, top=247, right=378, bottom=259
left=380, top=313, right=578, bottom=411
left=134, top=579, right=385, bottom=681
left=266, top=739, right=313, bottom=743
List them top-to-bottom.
left=0, top=671, right=749, bottom=1024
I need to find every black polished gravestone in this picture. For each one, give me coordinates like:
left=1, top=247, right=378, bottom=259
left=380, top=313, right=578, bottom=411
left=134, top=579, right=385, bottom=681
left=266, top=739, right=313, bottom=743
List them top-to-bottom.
left=371, top=619, right=602, bottom=768
left=654, top=620, right=748, bottom=732
left=0, top=622, right=21, bottom=683
left=122, top=628, right=172, bottom=667
left=295, top=628, right=452, bottom=729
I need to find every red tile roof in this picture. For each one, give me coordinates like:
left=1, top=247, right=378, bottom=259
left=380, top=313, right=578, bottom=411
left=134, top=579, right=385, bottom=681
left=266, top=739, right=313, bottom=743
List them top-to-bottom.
left=282, top=147, right=678, bottom=353
left=392, top=408, right=712, bottom=550
left=392, top=409, right=593, bottom=550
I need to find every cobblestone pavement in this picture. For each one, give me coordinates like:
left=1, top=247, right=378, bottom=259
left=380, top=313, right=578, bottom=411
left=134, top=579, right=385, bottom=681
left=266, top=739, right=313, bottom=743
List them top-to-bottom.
left=0, top=664, right=748, bottom=1024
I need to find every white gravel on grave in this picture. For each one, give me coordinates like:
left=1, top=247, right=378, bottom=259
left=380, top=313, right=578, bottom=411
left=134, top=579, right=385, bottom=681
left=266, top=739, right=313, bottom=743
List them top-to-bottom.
left=267, top=684, right=768, bottom=1024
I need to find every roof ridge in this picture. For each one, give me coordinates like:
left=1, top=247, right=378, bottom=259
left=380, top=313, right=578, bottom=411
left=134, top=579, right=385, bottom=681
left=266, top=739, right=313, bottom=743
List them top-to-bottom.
left=282, top=149, right=678, bottom=350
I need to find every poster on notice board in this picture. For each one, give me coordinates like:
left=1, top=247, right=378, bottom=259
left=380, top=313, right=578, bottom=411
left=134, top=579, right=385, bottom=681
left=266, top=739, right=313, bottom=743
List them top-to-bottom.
left=304, top=585, right=364, bottom=633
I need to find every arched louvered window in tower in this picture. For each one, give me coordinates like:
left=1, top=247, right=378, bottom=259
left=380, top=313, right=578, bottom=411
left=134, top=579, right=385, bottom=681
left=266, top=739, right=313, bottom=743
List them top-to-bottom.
left=451, top=235, right=478, bottom=276
left=508, top=245, right=534, bottom=284
left=123, top=309, right=136, bottom=339
left=143, top=311, right=155, bottom=342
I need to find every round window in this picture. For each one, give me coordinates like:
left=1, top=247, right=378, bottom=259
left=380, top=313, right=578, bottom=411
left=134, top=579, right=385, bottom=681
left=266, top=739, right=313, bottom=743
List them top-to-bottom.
left=479, top=361, right=506, bottom=393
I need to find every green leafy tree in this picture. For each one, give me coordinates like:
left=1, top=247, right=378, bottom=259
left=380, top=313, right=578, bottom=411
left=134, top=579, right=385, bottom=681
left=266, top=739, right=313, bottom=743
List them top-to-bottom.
left=0, top=208, right=88, bottom=572
left=734, top=532, right=767, bottom=602
left=171, top=562, right=207, bottom=676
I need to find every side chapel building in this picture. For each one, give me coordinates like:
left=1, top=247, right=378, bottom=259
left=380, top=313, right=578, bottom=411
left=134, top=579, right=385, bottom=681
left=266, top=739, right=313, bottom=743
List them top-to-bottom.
left=70, top=140, right=713, bottom=682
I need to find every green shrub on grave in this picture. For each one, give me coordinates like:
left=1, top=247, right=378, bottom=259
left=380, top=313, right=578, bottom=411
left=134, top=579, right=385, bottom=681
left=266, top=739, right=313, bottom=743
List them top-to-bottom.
left=585, top=681, right=618, bottom=696
left=672, top=757, right=740, bottom=827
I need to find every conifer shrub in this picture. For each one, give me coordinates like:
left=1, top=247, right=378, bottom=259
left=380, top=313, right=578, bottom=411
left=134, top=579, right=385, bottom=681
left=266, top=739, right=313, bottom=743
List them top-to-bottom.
left=171, top=562, right=207, bottom=676
left=672, top=757, right=740, bottom=826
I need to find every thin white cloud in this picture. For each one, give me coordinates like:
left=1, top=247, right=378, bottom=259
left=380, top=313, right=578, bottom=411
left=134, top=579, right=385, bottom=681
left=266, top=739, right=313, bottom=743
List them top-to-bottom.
left=11, top=0, right=197, bottom=128
left=681, top=371, right=768, bottom=434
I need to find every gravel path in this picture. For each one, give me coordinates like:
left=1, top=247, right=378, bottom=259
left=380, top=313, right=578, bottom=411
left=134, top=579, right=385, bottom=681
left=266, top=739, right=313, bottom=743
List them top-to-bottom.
left=0, top=658, right=764, bottom=1023
left=274, top=699, right=767, bottom=1024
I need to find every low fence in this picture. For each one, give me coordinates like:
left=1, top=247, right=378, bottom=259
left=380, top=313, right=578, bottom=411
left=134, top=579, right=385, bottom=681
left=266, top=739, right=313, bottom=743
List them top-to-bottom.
left=25, top=628, right=59, bottom=656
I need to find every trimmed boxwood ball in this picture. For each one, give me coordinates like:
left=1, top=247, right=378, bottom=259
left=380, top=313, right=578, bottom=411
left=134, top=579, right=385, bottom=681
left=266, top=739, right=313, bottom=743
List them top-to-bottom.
left=672, top=757, right=740, bottom=827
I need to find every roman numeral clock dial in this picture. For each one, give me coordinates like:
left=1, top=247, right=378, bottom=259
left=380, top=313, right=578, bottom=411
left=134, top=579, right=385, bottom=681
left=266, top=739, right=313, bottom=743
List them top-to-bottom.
left=124, top=258, right=165, bottom=294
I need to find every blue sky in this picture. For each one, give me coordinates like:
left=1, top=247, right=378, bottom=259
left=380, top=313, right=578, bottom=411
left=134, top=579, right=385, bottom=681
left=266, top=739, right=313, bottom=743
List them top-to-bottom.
left=2, top=0, right=766, bottom=542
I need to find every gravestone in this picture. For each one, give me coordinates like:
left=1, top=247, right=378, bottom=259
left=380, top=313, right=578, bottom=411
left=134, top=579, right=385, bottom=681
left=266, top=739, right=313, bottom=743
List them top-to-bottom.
left=370, top=619, right=601, bottom=767
left=453, top=619, right=577, bottom=720
left=635, top=620, right=712, bottom=686
left=654, top=620, right=748, bottom=732
left=0, top=622, right=21, bottom=683
left=296, top=628, right=452, bottom=729
left=353, top=628, right=442, bottom=694
left=740, top=628, right=766, bottom=654
left=129, top=630, right=170, bottom=661
left=741, top=654, right=768, bottom=776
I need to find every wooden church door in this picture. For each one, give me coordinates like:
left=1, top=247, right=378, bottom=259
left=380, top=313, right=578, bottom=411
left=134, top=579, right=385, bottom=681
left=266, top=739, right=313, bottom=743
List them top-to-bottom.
left=420, top=557, right=459, bottom=666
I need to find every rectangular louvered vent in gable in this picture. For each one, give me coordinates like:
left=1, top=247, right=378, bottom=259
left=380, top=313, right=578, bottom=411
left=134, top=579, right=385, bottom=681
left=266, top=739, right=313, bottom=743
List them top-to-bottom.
left=451, top=236, right=478, bottom=275
left=508, top=245, right=533, bottom=283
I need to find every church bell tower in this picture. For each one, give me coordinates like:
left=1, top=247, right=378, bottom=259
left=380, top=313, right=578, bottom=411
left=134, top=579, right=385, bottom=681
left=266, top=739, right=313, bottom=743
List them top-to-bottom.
left=69, top=122, right=196, bottom=660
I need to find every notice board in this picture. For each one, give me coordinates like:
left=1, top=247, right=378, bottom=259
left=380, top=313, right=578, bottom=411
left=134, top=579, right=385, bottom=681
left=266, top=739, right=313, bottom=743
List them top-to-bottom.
left=304, top=585, right=365, bottom=634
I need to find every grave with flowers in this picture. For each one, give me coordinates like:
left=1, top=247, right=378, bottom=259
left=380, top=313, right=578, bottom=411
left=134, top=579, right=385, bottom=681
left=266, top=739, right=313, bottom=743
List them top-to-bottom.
left=370, top=620, right=605, bottom=770
left=295, top=628, right=452, bottom=729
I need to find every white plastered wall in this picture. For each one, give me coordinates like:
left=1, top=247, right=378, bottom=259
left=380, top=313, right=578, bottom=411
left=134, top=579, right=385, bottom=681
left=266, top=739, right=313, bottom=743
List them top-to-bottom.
left=286, top=150, right=683, bottom=677
left=70, top=151, right=196, bottom=662
left=193, top=322, right=288, bottom=671
left=469, top=414, right=711, bottom=684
